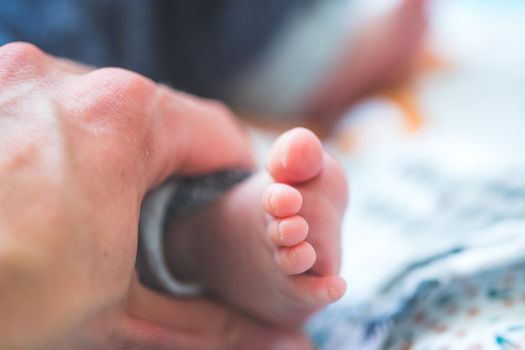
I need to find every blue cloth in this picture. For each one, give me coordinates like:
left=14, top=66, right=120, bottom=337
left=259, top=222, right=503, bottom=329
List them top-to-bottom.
left=0, top=0, right=310, bottom=97
left=0, top=0, right=273, bottom=300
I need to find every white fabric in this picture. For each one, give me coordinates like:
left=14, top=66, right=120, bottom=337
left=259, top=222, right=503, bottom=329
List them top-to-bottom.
left=139, top=181, right=203, bottom=296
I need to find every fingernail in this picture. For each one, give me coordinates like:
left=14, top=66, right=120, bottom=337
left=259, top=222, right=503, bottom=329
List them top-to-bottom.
left=280, top=137, right=290, bottom=169
left=272, top=336, right=309, bottom=350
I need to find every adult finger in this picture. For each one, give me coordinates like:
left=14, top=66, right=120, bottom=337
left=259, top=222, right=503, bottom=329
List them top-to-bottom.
left=65, top=67, right=255, bottom=192
left=144, top=86, right=255, bottom=186
left=120, top=277, right=313, bottom=350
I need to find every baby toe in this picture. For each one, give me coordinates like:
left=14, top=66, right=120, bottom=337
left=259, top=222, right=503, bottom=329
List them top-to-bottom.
left=267, top=128, right=324, bottom=184
left=262, top=183, right=302, bottom=218
left=269, top=215, right=309, bottom=247
left=275, top=241, right=316, bottom=275
left=292, top=275, right=347, bottom=305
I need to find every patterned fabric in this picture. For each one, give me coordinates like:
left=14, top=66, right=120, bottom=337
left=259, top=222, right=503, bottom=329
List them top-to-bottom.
left=307, top=122, right=525, bottom=349
left=386, top=263, right=525, bottom=349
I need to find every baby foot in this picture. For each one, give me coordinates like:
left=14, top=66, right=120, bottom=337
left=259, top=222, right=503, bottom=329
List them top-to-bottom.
left=165, top=128, right=348, bottom=326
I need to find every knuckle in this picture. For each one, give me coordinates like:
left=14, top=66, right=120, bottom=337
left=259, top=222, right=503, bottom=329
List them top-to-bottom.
left=0, top=42, right=48, bottom=80
left=0, top=42, right=45, bottom=63
left=72, top=67, right=156, bottom=129
left=63, top=68, right=157, bottom=175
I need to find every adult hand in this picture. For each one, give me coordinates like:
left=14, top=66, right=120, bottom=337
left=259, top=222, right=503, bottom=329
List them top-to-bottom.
left=0, top=42, right=309, bottom=349
left=109, top=275, right=312, bottom=350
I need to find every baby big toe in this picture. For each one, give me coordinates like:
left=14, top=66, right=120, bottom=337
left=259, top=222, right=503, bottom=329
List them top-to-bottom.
left=267, top=128, right=324, bottom=184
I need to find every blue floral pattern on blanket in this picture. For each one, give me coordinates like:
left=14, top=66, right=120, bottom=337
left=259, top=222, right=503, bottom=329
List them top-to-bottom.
left=306, top=124, right=525, bottom=349
left=386, top=263, right=525, bottom=349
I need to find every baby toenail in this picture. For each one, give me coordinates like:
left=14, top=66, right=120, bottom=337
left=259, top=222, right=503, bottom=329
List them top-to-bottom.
left=280, top=138, right=290, bottom=169
left=280, top=152, right=288, bottom=169
left=270, top=192, right=279, bottom=212
left=277, top=222, right=285, bottom=241
left=289, top=249, right=296, bottom=264
left=317, top=285, right=340, bottom=303
left=317, top=286, right=334, bottom=302
left=328, top=286, right=339, bottom=300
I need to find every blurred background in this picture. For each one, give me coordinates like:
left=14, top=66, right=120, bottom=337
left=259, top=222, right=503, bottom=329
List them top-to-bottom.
left=1, top=0, right=524, bottom=348
left=306, top=0, right=525, bottom=348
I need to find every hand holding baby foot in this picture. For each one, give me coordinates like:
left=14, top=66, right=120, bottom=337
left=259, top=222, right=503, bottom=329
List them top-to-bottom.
left=0, top=42, right=260, bottom=349
left=166, top=128, right=348, bottom=327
